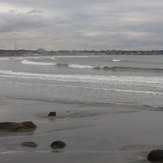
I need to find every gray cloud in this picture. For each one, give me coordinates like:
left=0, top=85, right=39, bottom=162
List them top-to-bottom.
left=0, top=0, right=163, bottom=50
left=0, top=12, right=49, bottom=33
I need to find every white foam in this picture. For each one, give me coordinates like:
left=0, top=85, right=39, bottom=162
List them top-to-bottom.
left=21, top=59, right=56, bottom=66
left=21, top=59, right=93, bottom=69
left=112, top=59, right=121, bottom=62
left=69, top=64, right=93, bottom=69
left=0, top=70, right=163, bottom=86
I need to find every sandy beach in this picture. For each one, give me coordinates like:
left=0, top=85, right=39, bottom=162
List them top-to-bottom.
left=0, top=98, right=163, bottom=163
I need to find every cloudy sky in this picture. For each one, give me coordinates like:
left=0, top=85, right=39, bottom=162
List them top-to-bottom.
left=0, top=0, right=163, bottom=50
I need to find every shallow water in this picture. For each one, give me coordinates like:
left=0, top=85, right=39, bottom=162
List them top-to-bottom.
left=0, top=98, right=162, bottom=162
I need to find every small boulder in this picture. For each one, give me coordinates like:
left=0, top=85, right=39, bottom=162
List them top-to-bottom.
left=47, top=112, right=56, bottom=117
left=0, top=121, right=37, bottom=132
left=21, top=141, right=38, bottom=148
left=50, top=141, right=66, bottom=149
left=147, top=149, right=163, bottom=162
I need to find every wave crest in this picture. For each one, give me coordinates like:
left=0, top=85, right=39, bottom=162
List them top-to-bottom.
left=21, top=59, right=56, bottom=66
left=21, top=59, right=163, bottom=72
left=21, top=59, right=93, bottom=69
left=69, top=64, right=93, bottom=69
left=94, top=66, right=163, bottom=72
left=0, top=70, right=163, bottom=84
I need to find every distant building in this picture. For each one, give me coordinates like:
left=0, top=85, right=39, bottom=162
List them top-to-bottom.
left=37, top=48, right=46, bottom=53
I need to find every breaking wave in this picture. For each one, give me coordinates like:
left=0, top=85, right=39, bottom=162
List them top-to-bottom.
left=21, top=59, right=56, bottom=66
left=21, top=59, right=163, bottom=72
left=21, top=59, right=93, bottom=69
left=112, top=59, right=121, bottom=62
left=56, top=63, right=93, bottom=69
left=69, top=64, right=93, bottom=69
left=94, top=66, right=163, bottom=72
left=0, top=70, right=163, bottom=85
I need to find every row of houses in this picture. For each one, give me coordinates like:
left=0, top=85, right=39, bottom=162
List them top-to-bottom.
left=0, top=49, right=163, bottom=56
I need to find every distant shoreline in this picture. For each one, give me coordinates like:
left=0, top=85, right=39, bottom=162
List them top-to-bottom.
left=0, top=49, right=163, bottom=57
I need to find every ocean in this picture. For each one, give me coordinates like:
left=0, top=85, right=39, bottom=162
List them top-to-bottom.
left=0, top=54, right=163, bottom=163
left=0, top=55, right=162, bottom=107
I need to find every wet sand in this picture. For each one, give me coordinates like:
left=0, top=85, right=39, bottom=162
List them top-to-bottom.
left=0, top=98, right=163, bottom=163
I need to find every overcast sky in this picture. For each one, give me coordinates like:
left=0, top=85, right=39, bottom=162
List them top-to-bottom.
left=0, top=0, right=163, bottom=50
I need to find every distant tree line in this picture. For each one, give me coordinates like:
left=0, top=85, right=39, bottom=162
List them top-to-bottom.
left=0, top=49, right=163, bottom=56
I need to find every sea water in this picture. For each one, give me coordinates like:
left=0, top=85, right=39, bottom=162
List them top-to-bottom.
left=0, top=55, right=163, bottom=163
left=0, top=55, right=162, bottom=108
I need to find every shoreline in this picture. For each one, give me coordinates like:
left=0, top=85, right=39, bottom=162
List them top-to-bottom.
left=0, top=98, right=163, bottom=162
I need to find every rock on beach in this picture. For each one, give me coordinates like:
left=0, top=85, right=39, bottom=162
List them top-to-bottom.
left=47, top=112, right=56, bottom=117
left=0, top=121, right=37, bottom=132
left=21, top=141, right=38, bottom=148
left=50, top=141, right=66, bottom=149
left=147, top=149, right=163, bottom=162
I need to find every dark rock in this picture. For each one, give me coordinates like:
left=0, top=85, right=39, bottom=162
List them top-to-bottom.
left=47, top=112, right=56, bottom=117
left=0, top=121, right=37, bottom=132
left=21, top=141, right=38, bottom=148
left=50, top=141, right=66, bottom=149
left=147, top=149, right=163, bottom=162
